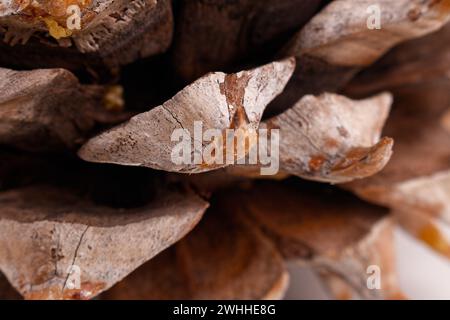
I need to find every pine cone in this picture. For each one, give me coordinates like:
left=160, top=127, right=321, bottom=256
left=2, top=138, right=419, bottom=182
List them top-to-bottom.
left=0, top=0, right=449, bottom=300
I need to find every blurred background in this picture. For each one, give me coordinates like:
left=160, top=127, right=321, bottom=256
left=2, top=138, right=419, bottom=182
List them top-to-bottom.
left=286, top=227, right=450, bottom=299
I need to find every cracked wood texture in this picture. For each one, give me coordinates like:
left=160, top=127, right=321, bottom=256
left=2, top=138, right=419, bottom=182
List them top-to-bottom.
left=78, top=58, right=295, bottom=173
left=0, top=185, right=208, bottom=299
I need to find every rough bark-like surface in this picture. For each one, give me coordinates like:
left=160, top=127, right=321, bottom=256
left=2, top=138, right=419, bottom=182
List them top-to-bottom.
left=0, top=0, right=173, bottom=78
left=173, top=0, right=322, bottom=82
left=268, top=0, right=450, bottom=115
left=79, top=59, right=295, bottom=173
left=0, top=67, right=129, bottom=152
left=235, top=93, right=392, bottom=183
left=0, top=150, right=63, bottom=192
left=102, top=180, right=401, bottom=300
left=241, top=181, right=401, bottom=300
left=0, top=185, right=208, bottom=299
left=102, top=192, right=288, bottom=300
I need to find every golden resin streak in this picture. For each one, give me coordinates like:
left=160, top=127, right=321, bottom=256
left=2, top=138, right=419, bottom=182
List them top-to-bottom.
left=10, top=0, right=92, bottom=39
left=16, top=0, right=90, bottom=17
left=43, top=17, right=72, bottom=39
left=419, top=223, right=450, bottom=257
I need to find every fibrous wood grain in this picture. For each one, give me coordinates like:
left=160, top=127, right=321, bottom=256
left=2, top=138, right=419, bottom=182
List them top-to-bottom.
left=78, top=58, right=295, bottom=173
